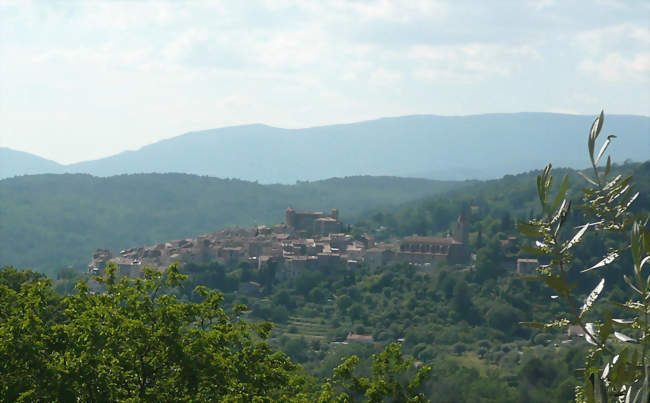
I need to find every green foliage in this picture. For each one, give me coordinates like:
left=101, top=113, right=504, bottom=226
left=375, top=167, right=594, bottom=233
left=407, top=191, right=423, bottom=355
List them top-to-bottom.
left=519, top=111, right=650, bottom=402
left=0, top=264, right=309, bottom=401
left=0, top=265, right=46, bottom=291
left=451, top=281, right=480, bottom=324
left=320, top=342, right=431, bottom=402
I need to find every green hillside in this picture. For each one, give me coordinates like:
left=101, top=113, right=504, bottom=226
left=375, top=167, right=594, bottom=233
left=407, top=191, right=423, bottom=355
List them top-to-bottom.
left=353, top=161, right=650, bottom=240
left=0, top=173, right=468, bottom=275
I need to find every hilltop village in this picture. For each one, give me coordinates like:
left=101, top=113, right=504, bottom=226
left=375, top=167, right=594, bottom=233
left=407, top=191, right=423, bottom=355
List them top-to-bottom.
left=89, top=207, right=474, bottom=279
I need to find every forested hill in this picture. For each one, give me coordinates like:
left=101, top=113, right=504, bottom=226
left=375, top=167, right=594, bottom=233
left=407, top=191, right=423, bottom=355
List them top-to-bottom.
left=3, top=113, right=648, bottom=182
left=353, top=161, right=650, bottom=241
left=3, top=162, right=648, bottom=277
left=0, top=173, right=468, bottom=275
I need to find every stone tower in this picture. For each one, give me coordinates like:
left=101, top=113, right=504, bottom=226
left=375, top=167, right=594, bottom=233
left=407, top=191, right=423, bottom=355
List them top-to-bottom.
left=285, top=207, right=296, bottom=227
left=453, top=212, right=468, bottom=244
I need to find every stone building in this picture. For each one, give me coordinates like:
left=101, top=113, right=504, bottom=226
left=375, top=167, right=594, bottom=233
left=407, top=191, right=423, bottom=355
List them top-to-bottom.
left=285, top=207, right=341, bottom=236
left=396, top=214, right=470, bottom=266
left=398, top=236, right=467, bottom=265
left=365, top=247, right=395, bottom=268
left=88, top=249, right=113, bottom=275
left=516, top=258, right=539, bottom=274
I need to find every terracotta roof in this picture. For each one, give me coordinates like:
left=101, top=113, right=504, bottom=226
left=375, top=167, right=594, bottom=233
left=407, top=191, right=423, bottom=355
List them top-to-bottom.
left=402, top=236, right=457, bottom=244
left=517, top=258, right=539, bottom=263
left=346, top=333, right=374, bottom=342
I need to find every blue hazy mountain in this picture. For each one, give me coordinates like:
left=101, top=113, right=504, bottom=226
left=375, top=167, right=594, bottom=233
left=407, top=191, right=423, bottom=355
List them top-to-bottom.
left=3, top=113, right=649, bottom=182
left=0, top=147, right=63, bottom=179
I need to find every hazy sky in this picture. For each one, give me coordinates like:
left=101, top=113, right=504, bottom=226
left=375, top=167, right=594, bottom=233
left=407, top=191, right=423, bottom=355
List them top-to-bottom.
left=1, top=0, right=649, bottom=164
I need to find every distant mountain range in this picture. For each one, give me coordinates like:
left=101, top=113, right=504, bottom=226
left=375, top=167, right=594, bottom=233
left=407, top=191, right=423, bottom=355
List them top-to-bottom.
left=2, top=113, right=649, bottom=182
left=0, top=148, right=63, bottom=179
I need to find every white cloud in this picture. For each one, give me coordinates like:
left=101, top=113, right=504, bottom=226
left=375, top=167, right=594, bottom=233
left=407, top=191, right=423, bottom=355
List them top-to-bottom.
left=260, top=0, right=448, bottom=23
left=333, top=0, right=448, bottom=23
left=532, top=0, right=556, bottom=10
left=76, top=1, right=180, bottom=30
left=576, top=24, right=650, bottom=54
left=576, top=24, right=650, bottom=82
left=252, top=25, right=327, bottom=68
left=162, top=29, right=208, bottom=62
left=408, top=44, right=541, bottom=83
left=32, top=45, right=152, bottom=68
left=579, top=52, right=650, bottom=82
left=369, top=68, right=403, bottom=87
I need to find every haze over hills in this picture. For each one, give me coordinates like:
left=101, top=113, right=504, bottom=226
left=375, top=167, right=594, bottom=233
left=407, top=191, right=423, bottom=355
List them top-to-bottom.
left=3, top=113, right=649, bottom=182
left=0, top=148, right=63, bottom=179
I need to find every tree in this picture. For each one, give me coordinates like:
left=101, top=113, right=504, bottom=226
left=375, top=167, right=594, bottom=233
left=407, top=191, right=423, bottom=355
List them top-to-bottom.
left=518, top=111, right=650, bottom=402
left=474, top=238, right=506, bottom=281
left=0, top=263, right=309, bottom=401
left=451, top=281, right=480, bottom=324
left=485, top=303, right=523, bottom=336
left=319, top=342, right=431, bottom=402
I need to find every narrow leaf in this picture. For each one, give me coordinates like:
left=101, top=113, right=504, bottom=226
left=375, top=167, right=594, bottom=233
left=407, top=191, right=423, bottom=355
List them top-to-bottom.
left=589, top=113, right=602, bottom=159
left=595, top=135, right=616, bottom=165
left=604, top=155, right=612, bottom=177
left=578, top=171, right=598, bottom=186
left=552, top=174, right=569, bottom=212
left=603, top=174, right=622, bottom=191
left=537, top=175, right=544, bottom=207
left=609, top=184, right=631, bottom=203
left=624, top=192, right=639, bottom=211
left=551, top=199, right=567, bottom=224
left=559, top=200, right=571, bottom=227
left=517, top=222, right=544, bottom=238
left=631, top=222, right=641, bottom=272
left=566, top=224, right=590, bottom=250
left=581, top=252, right=619, bottom=273
left=640, top=256, right=650, bottom=270
left=624, top=275, right=643, bottom=294
left=580, top=278, right=605, bottom=317
left=613, top=302, right=642, bottom=312
left=599, top=314, right=613, bottom=345
left=520, top=322, right=545, bottom=329
left=585, top=322, right=598, bottom=345
left=614, top=332, right=636, bottom=343
left=601, top=362, right=610, bottom=379
left=624, top=386, right=633, bottom=403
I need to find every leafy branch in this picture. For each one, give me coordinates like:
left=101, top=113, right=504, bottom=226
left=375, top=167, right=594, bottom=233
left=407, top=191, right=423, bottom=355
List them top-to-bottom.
left=518, top=111, right=649, bottom=402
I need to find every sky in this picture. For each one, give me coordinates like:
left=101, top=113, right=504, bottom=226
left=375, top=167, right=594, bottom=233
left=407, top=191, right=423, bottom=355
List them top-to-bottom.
left=1, top=0, right=649, bottom=164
